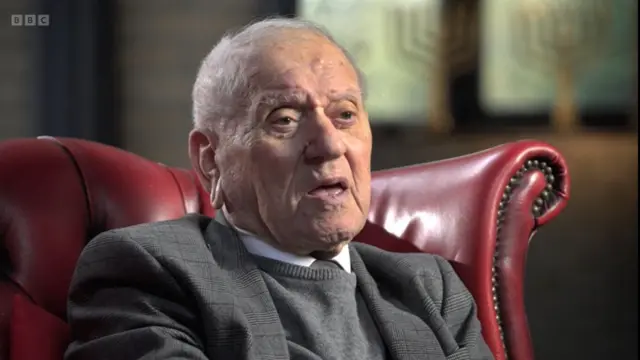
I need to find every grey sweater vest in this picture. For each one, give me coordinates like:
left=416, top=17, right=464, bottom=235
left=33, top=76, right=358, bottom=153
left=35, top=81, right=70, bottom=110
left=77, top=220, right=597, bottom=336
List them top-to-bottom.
left=253, top=256, right=388, bottom=360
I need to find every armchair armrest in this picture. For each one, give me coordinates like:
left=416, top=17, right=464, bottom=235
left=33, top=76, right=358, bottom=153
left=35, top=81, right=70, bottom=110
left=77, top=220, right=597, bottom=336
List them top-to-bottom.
left=362, top=140, right=570, bottom=360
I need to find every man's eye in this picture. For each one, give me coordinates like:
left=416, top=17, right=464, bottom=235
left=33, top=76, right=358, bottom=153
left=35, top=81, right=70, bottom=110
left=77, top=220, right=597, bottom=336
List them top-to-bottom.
left=267, top=107, right=301, bottom=129
left=268, top=110, right=301, bottom=134
left=337, top=111, right=357, bottom=122
left=339, top=111, right=354, bottom=120
left=274, top=116, right=295, bottom=126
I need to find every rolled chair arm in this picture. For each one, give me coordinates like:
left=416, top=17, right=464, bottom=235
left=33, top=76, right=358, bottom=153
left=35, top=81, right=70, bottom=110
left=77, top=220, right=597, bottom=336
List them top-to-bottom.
left=362, top=140, right=570, bottom=360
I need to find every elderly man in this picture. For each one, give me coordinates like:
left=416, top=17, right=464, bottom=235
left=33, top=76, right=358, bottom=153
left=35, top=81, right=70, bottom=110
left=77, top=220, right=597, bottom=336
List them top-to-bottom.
left=65, top=18, right=493, bottom=360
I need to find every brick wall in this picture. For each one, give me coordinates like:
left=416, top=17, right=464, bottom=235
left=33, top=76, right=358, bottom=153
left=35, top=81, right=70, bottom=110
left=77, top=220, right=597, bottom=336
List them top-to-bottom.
left=0, top=0, right=37, bottom=140
left=117, top=0, right=261, bottom=167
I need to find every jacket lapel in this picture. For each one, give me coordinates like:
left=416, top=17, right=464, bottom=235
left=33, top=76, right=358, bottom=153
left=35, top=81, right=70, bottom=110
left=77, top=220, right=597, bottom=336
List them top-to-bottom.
left=206, top=212, right=290, bottom=359
left=350, top=247, right=447, bottom=360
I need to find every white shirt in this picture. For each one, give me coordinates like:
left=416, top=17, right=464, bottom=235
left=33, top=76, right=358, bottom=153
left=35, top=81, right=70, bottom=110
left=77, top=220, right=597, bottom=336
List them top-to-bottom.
left=222, top=206, right=351, bottom=273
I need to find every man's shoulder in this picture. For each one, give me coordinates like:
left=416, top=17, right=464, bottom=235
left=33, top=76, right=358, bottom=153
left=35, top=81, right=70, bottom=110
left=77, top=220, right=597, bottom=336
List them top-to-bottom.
left=87, top=213, right=216, bottom=259
left=102, top=213, right=210, bottom=241
left=72, top=214, right=236, bottom=286
left=351, top=241, right=449, bottom=277
left=352, top=242, right=463, bottom=306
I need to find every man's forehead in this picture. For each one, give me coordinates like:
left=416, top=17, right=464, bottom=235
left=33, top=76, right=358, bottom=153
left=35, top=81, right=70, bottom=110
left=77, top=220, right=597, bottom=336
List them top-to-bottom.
left=245, top=33, right=362, bottom=102
left=252, top=34, right=356, bottom=76
left=255, top=53, right=357, bottom=82
left=252, top=60, right=361, bottom=99
left=254, top=86, right=362, bottom=104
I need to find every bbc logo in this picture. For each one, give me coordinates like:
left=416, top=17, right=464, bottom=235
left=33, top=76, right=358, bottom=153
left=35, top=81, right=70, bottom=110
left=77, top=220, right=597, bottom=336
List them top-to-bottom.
left=11, top=14, right=50, bottom=27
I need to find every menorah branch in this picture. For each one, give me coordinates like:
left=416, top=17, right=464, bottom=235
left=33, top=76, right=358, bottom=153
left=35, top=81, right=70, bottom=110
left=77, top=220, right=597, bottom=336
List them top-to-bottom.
left=510, top=0, right=613, bottom=132
left=391, top=5, right=439, bottom=70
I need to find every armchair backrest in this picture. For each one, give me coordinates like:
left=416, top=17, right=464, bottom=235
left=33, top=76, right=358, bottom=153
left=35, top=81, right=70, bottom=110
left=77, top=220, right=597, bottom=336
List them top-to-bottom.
left=0, top=136, right=569, bottom=360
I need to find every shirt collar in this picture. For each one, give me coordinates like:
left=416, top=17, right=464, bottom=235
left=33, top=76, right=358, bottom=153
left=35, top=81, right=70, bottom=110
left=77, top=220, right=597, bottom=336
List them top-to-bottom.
left=222, top=206, right=351, bottom=273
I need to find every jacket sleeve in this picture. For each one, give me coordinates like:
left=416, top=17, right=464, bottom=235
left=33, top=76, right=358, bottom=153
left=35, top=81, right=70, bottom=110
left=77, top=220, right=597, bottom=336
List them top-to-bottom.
left=64, top=230, right=208, bottom=360
left=435, top=256, right=495, bottom=360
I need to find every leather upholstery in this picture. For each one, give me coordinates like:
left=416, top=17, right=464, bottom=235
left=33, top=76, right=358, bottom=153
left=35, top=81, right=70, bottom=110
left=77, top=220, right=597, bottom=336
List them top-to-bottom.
left=0, top=136, right=569, bottom=360
left=10, top=294, right=70, bottom=360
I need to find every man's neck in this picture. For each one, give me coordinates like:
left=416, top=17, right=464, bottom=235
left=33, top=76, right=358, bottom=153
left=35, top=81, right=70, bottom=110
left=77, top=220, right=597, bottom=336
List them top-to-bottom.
left=219, top=205, right=351, bottom=272
left=221, top=205, right=316, bottom=256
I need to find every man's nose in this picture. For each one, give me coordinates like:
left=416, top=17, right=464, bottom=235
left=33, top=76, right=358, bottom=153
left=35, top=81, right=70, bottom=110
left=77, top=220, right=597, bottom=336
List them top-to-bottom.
left=303, top=113, right=347, bottom=163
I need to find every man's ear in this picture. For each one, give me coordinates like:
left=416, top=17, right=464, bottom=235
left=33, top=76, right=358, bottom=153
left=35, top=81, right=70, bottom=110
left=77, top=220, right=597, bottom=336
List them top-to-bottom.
left=188, top=128, right=224, bottom=208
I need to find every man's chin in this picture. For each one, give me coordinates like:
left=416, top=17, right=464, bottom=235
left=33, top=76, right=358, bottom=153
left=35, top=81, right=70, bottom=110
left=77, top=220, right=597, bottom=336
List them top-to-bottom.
left=286, top=212, right=366, bottom=253
left=307, top=226, right=357, bottom=249
left=310, top=243, right=347, bottom=259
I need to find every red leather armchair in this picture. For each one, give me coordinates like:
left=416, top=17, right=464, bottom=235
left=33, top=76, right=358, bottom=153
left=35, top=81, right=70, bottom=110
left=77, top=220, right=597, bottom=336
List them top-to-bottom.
left=0, top=136, right=569, bottom=360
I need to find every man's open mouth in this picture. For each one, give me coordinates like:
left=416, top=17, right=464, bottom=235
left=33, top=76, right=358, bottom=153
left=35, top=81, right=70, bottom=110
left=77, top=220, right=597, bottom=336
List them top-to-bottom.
left=308, top=178, right=348, bottom=197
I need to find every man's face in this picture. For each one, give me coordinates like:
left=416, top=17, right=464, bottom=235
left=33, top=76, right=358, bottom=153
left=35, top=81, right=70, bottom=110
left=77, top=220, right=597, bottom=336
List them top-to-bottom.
left=219, top=33, right=372, bottom=255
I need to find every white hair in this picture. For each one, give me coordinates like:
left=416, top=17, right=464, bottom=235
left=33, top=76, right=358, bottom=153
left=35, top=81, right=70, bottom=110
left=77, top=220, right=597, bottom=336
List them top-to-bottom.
left=191, top=17, right=365, bottom=133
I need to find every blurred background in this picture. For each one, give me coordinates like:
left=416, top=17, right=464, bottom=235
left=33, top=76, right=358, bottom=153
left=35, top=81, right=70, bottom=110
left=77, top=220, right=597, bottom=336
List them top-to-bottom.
left=1, top=0, right=637, bottom=359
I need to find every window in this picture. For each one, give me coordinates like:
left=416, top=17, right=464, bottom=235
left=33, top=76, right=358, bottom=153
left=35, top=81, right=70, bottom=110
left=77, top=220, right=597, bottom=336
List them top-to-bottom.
left=297, top=0, right=636, bottom=129
left=298, top=0, right=442, bottom=124
left=481, top=0, right=637, bottom=115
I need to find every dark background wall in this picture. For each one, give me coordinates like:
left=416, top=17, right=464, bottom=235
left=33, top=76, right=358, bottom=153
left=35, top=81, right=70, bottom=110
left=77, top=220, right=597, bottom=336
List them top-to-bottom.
left=0, top=1, right=637, bottom=359
left=0, top=1, right=37, bottom=139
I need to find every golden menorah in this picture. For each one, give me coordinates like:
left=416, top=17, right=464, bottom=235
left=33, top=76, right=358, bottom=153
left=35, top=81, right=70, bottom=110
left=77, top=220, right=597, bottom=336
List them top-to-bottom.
left=390, top=0, right=478, bottom=133
left=511, top=0, right=614, bottom=133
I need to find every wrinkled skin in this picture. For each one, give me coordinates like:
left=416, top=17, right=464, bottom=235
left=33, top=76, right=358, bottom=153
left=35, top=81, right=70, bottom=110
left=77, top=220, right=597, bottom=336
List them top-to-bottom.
left=189, top=31, right=372, bottom=257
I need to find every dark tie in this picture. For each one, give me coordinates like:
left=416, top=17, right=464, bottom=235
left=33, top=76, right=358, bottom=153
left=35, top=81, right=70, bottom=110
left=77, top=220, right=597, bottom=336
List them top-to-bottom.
left=311, top=259, right=342, bottom=270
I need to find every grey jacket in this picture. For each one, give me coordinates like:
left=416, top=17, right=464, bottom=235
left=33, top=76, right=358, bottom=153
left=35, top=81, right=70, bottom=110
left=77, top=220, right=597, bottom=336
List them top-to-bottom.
left=65, top=214, right=493, bottom=360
